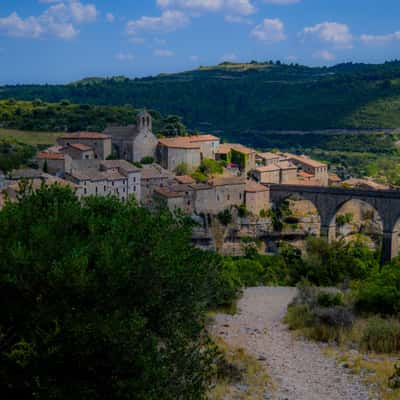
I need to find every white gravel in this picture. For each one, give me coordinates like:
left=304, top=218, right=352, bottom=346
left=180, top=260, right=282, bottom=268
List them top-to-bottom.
left=212, top=287, right=370, bottom=400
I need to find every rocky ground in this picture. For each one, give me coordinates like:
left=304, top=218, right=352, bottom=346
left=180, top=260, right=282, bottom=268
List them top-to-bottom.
left=211, top=287, right=371, bottom=400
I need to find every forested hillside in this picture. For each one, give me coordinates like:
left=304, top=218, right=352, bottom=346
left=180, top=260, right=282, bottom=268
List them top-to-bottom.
left=1, top=61, right=400, bottom=132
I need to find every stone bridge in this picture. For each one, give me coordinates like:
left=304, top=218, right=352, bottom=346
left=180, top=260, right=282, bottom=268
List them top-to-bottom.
left=269, top=184, right=400, bottom=263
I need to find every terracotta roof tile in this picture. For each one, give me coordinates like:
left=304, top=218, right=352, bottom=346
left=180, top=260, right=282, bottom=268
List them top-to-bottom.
left=59, top=132, right=111, bottom=140
left=37, top=151, right=65, bottom=160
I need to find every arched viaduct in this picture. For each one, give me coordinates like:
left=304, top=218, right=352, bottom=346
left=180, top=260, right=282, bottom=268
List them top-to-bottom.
left=269, top=184, right=400, bottom=263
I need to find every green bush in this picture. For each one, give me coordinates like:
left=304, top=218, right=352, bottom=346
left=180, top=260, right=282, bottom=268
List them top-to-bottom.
left=140, top=156, right=155, bottom=164
left=198, top=158, right=224, bottom=175
left=174, top=162, right=189, bottom=176
left=0, top=185, right=231, bottom=399
left=217, top=209, right=233, bottom=226
left=355, top=259, right=400, bottom=315
left=317, top=292, right=344, bottom=307
left=285, top=304, right=315, bottom=330
left=360, top=317, right=400, bottom=353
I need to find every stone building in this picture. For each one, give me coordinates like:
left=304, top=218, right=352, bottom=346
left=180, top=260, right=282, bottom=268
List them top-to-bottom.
left=104, top=111, right=158, bottom=162
left=57, top=132, right=112, bottom=160
left=157, top=134, right=219, bottom=172
left=62, top=143, right=95, bottom=160
left=215, top=143, right=256, bottom=174
left=36, top=151, right=72, bottom=176
left=256, top=152, right=281, bottom=166
left=283, top=153, right=329, bottom=186
left=65, top=160, right=141, bottom=202
left=252, top=161, right=297, bottom=184
left=140, top=164, right=174, bottom=205
left=245, top=181, right=270, bottom=216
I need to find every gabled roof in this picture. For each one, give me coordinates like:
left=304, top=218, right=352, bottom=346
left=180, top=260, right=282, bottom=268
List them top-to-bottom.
left=59, top=132, right=111, bottom=140
left=158, top=137, right=200, bottom=149
left=68, top=143, right=93, bottom=152
left=216, top=143, right=255, bottom=155
left=37, top=151, right=65, bottom=160
left=175, top=175, right=196, bottom=185
left=208, top=177, right=246, bottom=187
left=245, top=180, right=268, bottom=193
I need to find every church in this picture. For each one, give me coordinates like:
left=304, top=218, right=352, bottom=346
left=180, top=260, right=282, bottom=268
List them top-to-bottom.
left=104, top=111, right=158, bottom=162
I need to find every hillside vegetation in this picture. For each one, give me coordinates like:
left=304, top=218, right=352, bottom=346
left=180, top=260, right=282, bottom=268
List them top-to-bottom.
left=2, top=61, right=400, bottom=133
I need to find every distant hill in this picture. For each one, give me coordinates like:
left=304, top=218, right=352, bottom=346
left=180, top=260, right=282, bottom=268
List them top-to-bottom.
left=1, top=61, right=400, bottom=136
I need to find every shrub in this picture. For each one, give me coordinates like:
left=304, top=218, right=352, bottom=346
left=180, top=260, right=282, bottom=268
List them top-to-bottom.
left=140, top=156, right=155, bottom=164
left=198, top=158, right=224, bottom=175
left=175, top=162, right=189, bottom=176
left=191, top=171, right=208, bottom=183
left=237, top=204, right=249, bottom=218
left=217, top=209, right=232, bottom=226
left=336, top=213, right=353, bottom=227
left=355, top=259, right=400, bottom=315
left=317, top=292, right=344, bottom=307
left=285, top=304, right=315, bottom=330
left=314, top=306, right=354, bottom=329
left=360, top=317, right=400, bottom=353
left=389, top=360, right=400, bottom=389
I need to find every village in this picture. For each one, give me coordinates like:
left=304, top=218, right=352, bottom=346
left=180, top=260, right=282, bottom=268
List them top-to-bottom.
left=0, top=111, right=391, bottom=254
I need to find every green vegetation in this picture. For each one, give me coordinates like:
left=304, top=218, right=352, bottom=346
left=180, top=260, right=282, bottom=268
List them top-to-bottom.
left=2, top=61, right=400, bottom=132
left=0, top=99, right=186, bottom=137
left=0, top=128, right=59, bottom=147
left=0, top=137, right=35, bottom=172
left=198, top=158, right=225, bottom=175
left=175, top=162, right=189, bottom=176
left=0, top=185, right=241, bottom=399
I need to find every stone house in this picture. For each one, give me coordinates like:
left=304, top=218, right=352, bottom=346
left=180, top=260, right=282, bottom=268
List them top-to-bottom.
left=104, top=111, right=158, bottom=162
left=57, top=132, right=112, bottom=160
left=157, top=134, right=220, bottom=172
left=61, top=143, right=95, bottom=160
left=215, top=143, right=256, bottom=174
left=37, top=151, right=72, bottom=176
left=256, top=152, right=281, bottom=166
left=283, top=153, right=329, bottom=186
left=65, top=160, right=141, bottom=202
left=252, top=161, right=297, bottom=185
left=140, top=164, right=174, bottom=205
left=194, top=177, right=246, bottom=215
left=245, top=181, right=270, bottom=216
left=153, top=184, right=195, bottom=213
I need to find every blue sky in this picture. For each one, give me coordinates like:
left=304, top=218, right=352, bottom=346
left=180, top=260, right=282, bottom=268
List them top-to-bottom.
left=1, top=0, right=399, bottom=84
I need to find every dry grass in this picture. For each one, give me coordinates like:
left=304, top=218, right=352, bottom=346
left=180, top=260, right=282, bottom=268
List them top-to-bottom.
left=0, top=128, right=59, bottom=146
left=207, top=337, right=271, bottom=400
left=324, top=347, right=400, bottom=400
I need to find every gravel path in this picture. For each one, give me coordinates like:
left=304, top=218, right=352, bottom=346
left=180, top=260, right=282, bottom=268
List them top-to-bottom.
left=212, top=287, right=370, bottom=400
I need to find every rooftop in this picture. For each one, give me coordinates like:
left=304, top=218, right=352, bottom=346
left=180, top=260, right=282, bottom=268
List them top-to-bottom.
left=59, top=132, right=111, bottom=140
left=158, top=137, right=200, bottom=149
left=67, top=143, right=93, bottom=152
left=217, top=143, right=255, bottom=155
left=37, top=151, right=65, bottom=160
left=256, top=152, right=280, bottom=160
left=284, top=153, right=327, bottom=169
left=100, top=160, right=140, bottom=173
left=141, top=164, right=172, bottom=180
left=175, top=175, right=196, bottom=185
left=208, top=176, right=246, bottom=187
left=245, top=180, right=268, bottom=193
left=154, top=187, right=184, bottom=199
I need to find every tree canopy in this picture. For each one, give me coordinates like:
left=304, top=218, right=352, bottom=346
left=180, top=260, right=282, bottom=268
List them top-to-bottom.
left=0, top=185, right=230, bottom=399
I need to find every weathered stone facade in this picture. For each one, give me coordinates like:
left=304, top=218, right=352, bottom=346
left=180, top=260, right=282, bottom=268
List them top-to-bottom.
left=104, top=111, right=158, bottom=162
left=57, top=132, right=112, bottom=160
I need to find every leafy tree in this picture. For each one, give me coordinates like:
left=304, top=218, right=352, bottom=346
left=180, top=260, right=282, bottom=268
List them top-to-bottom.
left=175, top=162, right=189, bottom=176
left=0, top=185, right=231, bottom=399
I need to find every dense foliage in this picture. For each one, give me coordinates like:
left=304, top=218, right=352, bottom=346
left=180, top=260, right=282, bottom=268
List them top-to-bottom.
left=2, top=61, right=400, bottom=132
left=0, top=99, right=186, bottom=136
left=0, top=137, right=35, bottom=172
left=0, top=185, right=236, bottom=399
left=223, top=237, right=379, bottom=288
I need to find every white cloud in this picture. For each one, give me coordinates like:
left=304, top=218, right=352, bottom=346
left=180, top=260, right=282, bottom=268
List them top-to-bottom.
left=157, top=0, right=255, bottom=16
left=263, top=0, right=300, bottom=4
left=0, top=1, right=97, bottom=39
left=126, top=10, right=189, bottom=36
left=106, top=13, right=115, bottom=23
left=251, top=18, right=286, bottom=43
left=300, top=22, right=353, bottom=48
left=361, top=31, right=400, bottom=45
left=154, top=49, right=175, bottom=56
left=313, top=49, right=335, bottom=61
left=116, top=52, right=134, bottom=61
left=221, top=52, right=237, bottom=61
left=190, top=55, right=199, bottom=62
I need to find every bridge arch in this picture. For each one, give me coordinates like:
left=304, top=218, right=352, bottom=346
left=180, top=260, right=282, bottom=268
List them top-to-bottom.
left=328, top=199, right=383, bottom=250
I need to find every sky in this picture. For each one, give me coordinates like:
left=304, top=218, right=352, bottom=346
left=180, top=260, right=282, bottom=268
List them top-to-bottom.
left=0, top=0, right=399, bottom=84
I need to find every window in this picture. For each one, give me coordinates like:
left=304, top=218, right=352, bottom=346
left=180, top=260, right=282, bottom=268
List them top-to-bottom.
left=112, top=182, right=114, bottom=186
left=104, top=186, right=106, bottom=192
left=134, top=186, right=136, bottom=192
left=95, top=187, right=98, bottom=195
left=84, top=188, right=87, bottom=195
left=227, top=195, right=230, bottom=201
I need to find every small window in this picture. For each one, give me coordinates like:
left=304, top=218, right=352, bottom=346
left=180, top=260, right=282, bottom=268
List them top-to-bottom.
left=104, top=186, right=106, bottom=191
left=95, top=187, right=98, bottom=195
